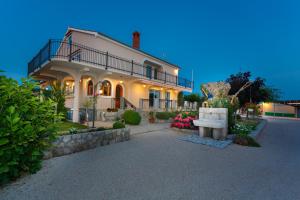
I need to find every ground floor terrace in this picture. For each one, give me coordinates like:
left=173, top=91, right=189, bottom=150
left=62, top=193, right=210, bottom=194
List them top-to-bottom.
left=29, top=40, right=192, bottom=122
left=34, top=60, right=187, bottom=122
left=2, top=119, right=300, bottom=200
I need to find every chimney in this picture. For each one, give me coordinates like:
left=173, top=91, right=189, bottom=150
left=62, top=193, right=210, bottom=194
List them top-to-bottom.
left=132, top=31, right=140, bottom=49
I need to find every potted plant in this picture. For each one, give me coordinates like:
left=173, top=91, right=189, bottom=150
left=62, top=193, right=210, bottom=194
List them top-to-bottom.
left=148, top=111, right=155, bottom=123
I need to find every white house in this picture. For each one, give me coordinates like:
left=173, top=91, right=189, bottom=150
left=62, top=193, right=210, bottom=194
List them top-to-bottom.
left=28, top=27, right=193, bottom=122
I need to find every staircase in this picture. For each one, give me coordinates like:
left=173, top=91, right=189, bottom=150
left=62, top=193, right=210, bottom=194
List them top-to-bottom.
left=121, top=97, right=137, bottom=110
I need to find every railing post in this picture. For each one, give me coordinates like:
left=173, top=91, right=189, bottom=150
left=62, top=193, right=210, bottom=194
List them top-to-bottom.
left=48, top=40, right=51, bottom=61
left=105, top=51, right=108, bottom=70
left=131, top=60, right=134, bottom=75
left=164, top=71, right=167, bottom=83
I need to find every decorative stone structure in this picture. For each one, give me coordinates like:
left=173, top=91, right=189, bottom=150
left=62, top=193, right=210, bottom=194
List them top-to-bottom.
left=193, top=108, right=228, bottom=140
left=44, top=127, right=130, bottom=159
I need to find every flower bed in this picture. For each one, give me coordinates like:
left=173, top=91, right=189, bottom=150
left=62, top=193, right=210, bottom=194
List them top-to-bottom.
left=171, top=112, right=198, bottom=129
left=231, top=119, right=259, bottom=135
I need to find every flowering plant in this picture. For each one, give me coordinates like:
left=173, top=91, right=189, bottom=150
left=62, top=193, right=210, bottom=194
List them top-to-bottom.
left=171, top=112, right=197, bottom=129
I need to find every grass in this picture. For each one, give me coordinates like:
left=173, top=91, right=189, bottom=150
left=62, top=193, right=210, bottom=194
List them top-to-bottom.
left=56, top=121, right=87, bottom=133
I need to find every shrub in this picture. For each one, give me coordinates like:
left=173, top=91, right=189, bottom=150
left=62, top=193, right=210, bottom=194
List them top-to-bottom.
left=0, top=75, right=60, bottom=185
left=122, top=110, right=141, bottom=125
left=156, top=112, right=170, bottom=120
left=156, top=112, right=184, bottom=120
left=113, top=120, right=125, bottom=129
left=232, top=120, right=258, bottom=135
left=68, top=127, right=78, bottom=134
left=233, top=134, right=261, bottom=147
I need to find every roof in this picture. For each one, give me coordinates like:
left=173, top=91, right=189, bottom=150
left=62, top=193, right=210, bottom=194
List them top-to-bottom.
left=67, top=27, right=180, bottom=69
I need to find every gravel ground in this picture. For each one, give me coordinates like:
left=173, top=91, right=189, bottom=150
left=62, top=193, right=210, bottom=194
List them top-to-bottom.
left=1, top=119, right=300, bottom=200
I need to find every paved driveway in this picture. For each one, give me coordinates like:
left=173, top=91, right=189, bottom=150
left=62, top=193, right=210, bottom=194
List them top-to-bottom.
left=1, top=119, right=300, bottom=200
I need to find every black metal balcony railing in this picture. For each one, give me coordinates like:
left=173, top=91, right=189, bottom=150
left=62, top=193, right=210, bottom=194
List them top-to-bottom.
left=28, top=39, right=193, bottom=89
left=139, top=98, right=177, bottom=110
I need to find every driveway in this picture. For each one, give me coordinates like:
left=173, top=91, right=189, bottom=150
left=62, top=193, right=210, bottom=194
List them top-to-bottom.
left=1, top=119, right=300, bottom=200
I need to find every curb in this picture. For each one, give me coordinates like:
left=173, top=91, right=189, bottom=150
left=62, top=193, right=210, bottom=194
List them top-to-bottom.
left=249, top=119, right=267, bottom=139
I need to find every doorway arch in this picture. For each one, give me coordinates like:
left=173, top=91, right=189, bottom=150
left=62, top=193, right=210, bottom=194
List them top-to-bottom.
left=115, top=84, right=123, bottom=108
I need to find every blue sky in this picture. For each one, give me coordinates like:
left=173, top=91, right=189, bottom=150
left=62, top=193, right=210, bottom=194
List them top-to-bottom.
left=1, top=0, right=299, bottom=99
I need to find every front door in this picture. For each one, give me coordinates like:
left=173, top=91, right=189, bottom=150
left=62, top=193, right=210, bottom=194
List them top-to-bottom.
left=115, top=85, right=123, bottom=108
left=149, top=90, right=160, bottom=109
left=165, top=91, right=170, bottom=110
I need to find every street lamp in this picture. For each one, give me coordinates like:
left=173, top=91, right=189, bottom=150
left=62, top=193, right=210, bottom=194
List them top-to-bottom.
left=92, top=80, right=102, bottom=128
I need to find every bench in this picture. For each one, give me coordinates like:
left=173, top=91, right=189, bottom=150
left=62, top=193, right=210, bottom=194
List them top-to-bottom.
left=193, top=108, right=228, bottom=140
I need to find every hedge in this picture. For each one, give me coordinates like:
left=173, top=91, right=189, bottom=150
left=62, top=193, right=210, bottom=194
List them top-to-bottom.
left=123, top=110, right=141, bottom=125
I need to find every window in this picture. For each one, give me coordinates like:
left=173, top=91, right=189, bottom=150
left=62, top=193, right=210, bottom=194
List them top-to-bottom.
left=146, top=66, right=152, bottom=79
left=154, top=68, right=158, bottom=79
left=87, top=80, right=93, bottom=96
left=101, top=80, right=111, bottom=96
left=65, top=81, right=74, bottom=95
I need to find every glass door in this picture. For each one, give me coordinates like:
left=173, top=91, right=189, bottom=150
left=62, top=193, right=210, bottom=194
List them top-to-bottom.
left=146, top=65, right=152, bottom=79
left=149, top=90, right=160, bottom=109
left=165, top=91, right=170, bottom=110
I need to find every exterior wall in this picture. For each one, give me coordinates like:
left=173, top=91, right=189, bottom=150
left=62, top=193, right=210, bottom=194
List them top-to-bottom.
left=70, top=31, right=179, bottom=76
left=63, top=75, right=179, bottom=110
left=261, top=103, right=296, bottom=116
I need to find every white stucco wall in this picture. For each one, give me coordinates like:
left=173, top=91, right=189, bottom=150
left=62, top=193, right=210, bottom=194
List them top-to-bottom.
left=70, top=30, right=179, bottom=76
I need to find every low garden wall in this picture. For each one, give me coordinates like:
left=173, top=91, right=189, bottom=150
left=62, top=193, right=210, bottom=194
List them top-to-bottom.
left=44, top=127, right=130, bottom=159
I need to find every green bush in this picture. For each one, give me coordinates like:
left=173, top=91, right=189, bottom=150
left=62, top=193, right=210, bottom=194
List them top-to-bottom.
left=0, top=75, right=59, bottom=185
left=123, top=110, right=141, bottom=125
left=155, top=112, right=178, bottom=120
left=156, top=112, right=170, bottom=120
left=168, top=112, right=177, bottom=119
left=113, top=120, right=125, bottom=129
left=68, top=127, right=78, bottom=134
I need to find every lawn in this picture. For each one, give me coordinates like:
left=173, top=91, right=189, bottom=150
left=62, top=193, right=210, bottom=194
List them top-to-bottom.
left=56, top=121, right=88, bottom=133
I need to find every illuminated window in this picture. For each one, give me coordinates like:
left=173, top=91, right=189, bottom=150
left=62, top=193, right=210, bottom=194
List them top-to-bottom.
left=87, top=80, right=93, bottom=96
left=101, top=80, right=111, bottom=96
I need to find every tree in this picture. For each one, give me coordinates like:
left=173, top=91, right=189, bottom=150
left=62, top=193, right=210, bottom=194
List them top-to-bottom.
left=226, top=71, right=279, bottom=107
left=0, top=74, right=60, bottom=184
left=43, top=81, right=67, bottom=119
left=177, top=91, right=184, bottom=107
left=184, top=93, right=205, bottom=103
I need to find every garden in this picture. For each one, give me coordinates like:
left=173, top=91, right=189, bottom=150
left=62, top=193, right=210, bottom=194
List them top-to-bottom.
left=0, top=72, right=129, bottom=185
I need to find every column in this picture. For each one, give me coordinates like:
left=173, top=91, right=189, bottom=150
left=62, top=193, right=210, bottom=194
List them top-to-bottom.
left=72, top=75, right=80, bottom=123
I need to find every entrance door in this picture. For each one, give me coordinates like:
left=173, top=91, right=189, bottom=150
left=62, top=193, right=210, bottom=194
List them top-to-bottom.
left=115, top=85, right=123, bottom=108
left=149, top=90, right=160, bottom=109
left=165, top=91, right=170, bottom=110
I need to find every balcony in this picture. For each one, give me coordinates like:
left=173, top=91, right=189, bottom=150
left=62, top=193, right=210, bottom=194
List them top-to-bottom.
left=28, top=39, right=193, bottom=89
left=139, top=99, right=177, bottom=110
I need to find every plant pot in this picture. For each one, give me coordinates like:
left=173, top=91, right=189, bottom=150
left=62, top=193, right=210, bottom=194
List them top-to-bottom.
left=149, top=118, right=155, bottom=123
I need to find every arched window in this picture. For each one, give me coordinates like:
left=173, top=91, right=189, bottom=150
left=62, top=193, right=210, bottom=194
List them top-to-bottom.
left=87, top=80, right=93, bottom=96
left=101, top=80, right=111, bottom=96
